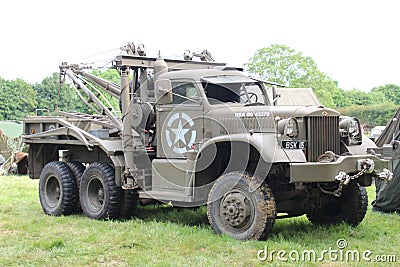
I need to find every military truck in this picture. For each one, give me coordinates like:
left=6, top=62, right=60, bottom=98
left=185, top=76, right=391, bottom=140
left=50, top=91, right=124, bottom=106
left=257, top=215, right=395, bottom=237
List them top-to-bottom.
left=23, top=43, right=393, bottom=240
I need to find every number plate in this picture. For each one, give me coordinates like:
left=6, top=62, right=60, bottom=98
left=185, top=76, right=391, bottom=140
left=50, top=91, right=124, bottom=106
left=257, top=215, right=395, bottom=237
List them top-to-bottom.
left=281, top=140, right=307, bottom=150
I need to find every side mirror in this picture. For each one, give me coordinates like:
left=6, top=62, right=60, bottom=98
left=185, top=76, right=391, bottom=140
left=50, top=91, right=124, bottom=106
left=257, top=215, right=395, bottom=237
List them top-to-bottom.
left=155, top=79, right=173, bottom=105
left=272, top=85, right=281, bottom=106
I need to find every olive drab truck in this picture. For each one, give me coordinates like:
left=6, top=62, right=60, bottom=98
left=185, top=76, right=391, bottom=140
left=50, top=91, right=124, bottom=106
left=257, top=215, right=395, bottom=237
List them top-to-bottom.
left=23, top=43, right=394, bottom=240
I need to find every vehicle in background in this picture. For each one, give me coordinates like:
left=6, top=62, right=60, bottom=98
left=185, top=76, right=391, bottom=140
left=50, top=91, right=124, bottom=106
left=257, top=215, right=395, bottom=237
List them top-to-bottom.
left=370, top=126, right=386, bottom=142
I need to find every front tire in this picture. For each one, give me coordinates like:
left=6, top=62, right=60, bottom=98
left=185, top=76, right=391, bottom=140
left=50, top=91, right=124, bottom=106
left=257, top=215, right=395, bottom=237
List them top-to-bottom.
left=39, top=161, right=78, bottom=216
left=80, top=162, right=120, bottom=220
left=207, top=172, right=276, bottom=241
left=307, top=183, right=368, bottom=226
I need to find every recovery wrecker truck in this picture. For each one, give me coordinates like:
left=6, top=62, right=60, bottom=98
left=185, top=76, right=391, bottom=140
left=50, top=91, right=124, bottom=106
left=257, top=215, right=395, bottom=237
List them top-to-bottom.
left=23, top=43, right=394, bottom=240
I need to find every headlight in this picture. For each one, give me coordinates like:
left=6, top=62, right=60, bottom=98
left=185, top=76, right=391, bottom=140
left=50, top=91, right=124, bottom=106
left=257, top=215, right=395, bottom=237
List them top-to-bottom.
left=339, top=116, right=362, bottom=145
left=278, top=118, right=298, bottom=138
left=286, top=118, right=298, bottom=137
left=348, top=119, right=359, bottom=135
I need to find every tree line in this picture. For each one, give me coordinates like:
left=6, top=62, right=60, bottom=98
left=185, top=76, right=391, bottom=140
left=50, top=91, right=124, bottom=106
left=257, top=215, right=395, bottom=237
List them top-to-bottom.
left=0, top=44, right=398, bottom=127
left=246, top=44, right=399, bottom=127
left=0, top=73, right=88, bottom=120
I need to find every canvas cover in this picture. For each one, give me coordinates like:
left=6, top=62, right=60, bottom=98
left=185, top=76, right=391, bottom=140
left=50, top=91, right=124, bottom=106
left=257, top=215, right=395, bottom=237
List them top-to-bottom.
left=372, top=108, right=400, bottom=213
left=0, top=121, right=25, bottom=174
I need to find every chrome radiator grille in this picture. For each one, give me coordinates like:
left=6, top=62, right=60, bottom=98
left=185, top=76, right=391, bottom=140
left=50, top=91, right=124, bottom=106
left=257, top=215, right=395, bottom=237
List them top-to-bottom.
left=306, top=116, right=340, bottom=162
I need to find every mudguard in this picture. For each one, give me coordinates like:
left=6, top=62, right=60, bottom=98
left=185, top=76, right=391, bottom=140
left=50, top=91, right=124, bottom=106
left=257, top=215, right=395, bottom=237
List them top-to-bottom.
left=196, top=133, right=306, bottom=164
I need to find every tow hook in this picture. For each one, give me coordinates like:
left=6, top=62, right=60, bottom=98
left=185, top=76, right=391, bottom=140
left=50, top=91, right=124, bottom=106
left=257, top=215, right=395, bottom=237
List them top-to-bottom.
left=320, top=158, right=392, bottom=197
left=356, top=159, right=392, bottom=182
left=357, top=159, right=374, bottom=174
left=376, top=168, right=393, bottom=182
left=334, top=172, right=350, bottom=185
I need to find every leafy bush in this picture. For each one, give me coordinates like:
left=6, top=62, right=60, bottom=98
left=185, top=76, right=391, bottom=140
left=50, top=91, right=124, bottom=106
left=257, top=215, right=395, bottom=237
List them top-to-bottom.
left=338, top=103, right=398, bottom=126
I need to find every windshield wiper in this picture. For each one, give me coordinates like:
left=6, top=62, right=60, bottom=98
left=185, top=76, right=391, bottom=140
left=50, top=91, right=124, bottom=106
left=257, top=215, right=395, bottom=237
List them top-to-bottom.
left=244, top=102, right=265, bottom=106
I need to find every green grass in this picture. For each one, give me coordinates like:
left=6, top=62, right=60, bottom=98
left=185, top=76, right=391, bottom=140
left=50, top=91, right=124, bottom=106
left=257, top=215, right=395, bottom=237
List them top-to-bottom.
left=0, top=175, right=399, bottom=266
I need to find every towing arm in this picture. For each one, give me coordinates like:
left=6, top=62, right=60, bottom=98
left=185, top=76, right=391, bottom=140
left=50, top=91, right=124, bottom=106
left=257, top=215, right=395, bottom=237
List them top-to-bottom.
left=59, top=63, right=122, bottom=130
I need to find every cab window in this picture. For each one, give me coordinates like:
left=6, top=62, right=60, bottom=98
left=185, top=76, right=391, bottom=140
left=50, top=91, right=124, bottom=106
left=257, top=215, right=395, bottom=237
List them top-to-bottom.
left=170, top=82, right=200, bottom=104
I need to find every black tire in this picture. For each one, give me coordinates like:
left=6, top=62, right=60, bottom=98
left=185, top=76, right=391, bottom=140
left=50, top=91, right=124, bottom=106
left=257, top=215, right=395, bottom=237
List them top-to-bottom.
left=39, top=161, right=78, bottom=216
left=66, top=161, right=86, bottom=212
left=66, top=161, right=85, bottom=188
left=80, top=162, right=120, bottom=220
left=207, top=172, right=276, bottom=241
left=307, top=183, right=368, bottom=226
left=119, top=190, right=139, bottom=219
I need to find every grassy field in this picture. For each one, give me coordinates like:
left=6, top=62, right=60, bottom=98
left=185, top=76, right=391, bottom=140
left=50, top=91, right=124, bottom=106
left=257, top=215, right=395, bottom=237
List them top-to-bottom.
left=0, top=175, right=399, bottom=266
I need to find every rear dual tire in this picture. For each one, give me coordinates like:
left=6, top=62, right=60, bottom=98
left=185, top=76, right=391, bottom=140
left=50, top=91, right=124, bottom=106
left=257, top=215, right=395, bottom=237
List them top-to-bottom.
left=39, top=161, right=78, bottom=216
left=39, top=161, right=137, bottom=220
left=66, top=161, right=85, bottom=212
left=79, top=162, right=138, bottom=220
left=80, top=162, right=120, bottom=220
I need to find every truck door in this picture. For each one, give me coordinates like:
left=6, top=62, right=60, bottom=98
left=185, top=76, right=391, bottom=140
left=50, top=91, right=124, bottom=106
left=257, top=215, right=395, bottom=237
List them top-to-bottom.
left=156, top=81, right=203, bottom=158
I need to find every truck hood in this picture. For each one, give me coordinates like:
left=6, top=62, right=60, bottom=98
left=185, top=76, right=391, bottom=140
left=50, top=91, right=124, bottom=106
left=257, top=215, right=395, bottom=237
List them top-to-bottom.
left=204, top=104, right=339, bottom=136
left=205, top=104, right=276, bottom=134
left=207, top=104, right=339, bottom=119
left=268, top=105, right=340, bottom=118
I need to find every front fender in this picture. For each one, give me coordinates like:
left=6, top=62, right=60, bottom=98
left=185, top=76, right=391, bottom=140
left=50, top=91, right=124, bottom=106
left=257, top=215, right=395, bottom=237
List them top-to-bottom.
left=197, top=133, right=306, bottom=163
left=344, top=135, right=377, bottom=155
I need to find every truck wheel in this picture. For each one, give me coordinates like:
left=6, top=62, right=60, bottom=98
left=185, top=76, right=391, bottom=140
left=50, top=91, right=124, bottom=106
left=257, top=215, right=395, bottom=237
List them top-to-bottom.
left=39, top=161, right=78, bottom=216
left=66, top=161, right=86, bottom=212
left=66, top=161, right=85, bottom=188
left=80, top=162, right=120, bottom=220
left=207, top=172, right=276, bottom=240
left=307, top=183, right=368, bottom=226
left=119, top=190, right=139, bottom=219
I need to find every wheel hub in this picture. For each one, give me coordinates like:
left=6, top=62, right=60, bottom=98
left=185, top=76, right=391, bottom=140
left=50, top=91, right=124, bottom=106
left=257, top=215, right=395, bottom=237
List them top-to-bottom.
left=45, top=176, right=61, bottom=208
left=87, top=176, right=105, bottom=211
left=97, top=188, right=104, bottom=203
left=221, top=192, right=250, bottom=228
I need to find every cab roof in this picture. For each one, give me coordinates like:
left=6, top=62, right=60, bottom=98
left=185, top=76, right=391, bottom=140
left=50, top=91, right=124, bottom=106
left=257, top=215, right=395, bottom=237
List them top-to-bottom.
left=158, top=68, right=247, bottom=82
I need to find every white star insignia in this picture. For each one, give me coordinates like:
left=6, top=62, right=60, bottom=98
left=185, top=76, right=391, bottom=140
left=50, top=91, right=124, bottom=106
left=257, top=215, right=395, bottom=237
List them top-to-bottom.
left=171, top=120, right=190, bottom=145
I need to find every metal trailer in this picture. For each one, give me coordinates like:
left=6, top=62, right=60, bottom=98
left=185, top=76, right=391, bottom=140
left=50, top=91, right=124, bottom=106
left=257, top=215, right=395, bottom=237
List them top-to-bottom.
left=23, top=43, right=394, bottom=240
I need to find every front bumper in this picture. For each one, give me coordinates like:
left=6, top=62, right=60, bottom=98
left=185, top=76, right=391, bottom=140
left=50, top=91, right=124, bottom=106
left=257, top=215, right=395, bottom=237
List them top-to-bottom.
left=290, top=154, right=392, bottom=184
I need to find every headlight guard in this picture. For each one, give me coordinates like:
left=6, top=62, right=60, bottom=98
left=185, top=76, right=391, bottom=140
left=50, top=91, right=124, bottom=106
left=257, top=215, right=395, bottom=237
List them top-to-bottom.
left=339, top=116, right=362, bottom=145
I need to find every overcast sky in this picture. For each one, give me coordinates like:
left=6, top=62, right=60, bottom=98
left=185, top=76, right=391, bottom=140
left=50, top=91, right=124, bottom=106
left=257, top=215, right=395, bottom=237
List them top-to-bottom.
left=0, top=0, right=399, bottom=91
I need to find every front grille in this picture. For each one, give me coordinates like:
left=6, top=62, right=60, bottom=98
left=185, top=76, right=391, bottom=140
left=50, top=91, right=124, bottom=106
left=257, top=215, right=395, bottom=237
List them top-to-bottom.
left=306, top=116, right=340, bottom=162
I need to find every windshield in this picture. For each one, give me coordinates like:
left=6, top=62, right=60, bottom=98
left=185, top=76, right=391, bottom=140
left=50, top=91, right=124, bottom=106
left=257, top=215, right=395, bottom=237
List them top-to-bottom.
left=202, top=76, right=268, bottom=105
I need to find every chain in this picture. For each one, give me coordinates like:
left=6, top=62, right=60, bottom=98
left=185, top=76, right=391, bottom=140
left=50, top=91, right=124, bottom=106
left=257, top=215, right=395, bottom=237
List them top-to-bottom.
left=318, top=158, right=393, bottom=197
left=318, top=159, right=393, bottom=197
left=319, top=168, right=367, bottom=197
left=348, top=168, right=368, bottom=180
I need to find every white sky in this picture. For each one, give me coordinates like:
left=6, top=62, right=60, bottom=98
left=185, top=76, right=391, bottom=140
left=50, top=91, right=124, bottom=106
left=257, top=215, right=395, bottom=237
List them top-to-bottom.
left=0, top=0, right=399, bottom=91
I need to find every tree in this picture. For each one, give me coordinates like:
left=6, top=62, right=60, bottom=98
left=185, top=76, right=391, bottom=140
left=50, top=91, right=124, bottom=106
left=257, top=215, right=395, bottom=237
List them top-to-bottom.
left=246, top=44, right=344, bottom=108
left=89, top=69, right=121, bottom=110
left=90, top=69, right=120, bottom=84
left=34, top=73, right=89, bottom=115
left=0, top=78, right=37, bottom=120
left=371, top=84, right=400, bottom=105
left=340, top=89, right=388, bottom=107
